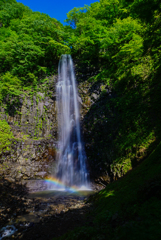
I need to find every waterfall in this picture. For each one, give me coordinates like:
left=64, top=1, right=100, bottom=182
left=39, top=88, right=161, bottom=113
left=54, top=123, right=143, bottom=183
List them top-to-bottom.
left=56, top=55, right=89, bottom=188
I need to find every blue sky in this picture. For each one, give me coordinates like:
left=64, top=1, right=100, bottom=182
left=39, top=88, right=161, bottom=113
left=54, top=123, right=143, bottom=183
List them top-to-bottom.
left=16, top=0, right=98, bottom=24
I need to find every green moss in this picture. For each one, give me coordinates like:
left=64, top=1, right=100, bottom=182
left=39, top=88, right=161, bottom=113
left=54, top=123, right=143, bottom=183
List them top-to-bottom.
left=43, top=106, right=48, bottom=111
left=0, top=120, right=14, bottom=153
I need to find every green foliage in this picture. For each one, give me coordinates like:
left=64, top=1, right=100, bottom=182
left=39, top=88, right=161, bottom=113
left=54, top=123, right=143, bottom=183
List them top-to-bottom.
left=0, top=0, right=70, bottom=101
left=65, top=5, right=89, bottom=29
left=0, top=72, right=22, bottom=102
left=0, top=119, right=14, bottom=152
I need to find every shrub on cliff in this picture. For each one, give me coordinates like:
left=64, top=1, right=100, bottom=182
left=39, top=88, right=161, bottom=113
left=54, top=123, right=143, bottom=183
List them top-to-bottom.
left=0, top=72, right=22, bottom=103
left=0, top=120, right=14, bottom=152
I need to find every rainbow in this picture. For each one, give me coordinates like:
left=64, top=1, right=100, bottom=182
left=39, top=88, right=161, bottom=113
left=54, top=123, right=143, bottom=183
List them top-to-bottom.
left=44, top=177, right=80, bottom=192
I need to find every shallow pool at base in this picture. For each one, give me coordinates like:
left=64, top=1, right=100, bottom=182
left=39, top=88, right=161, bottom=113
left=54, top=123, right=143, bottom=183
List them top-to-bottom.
left=28, top=189, right=94, bottom=199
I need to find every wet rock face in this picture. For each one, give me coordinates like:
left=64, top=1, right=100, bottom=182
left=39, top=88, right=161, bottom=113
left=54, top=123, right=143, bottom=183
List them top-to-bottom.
left=0, top=76, right=58, bottom=181
left=77, top=78, right=115, bottom=186
left=0, top=139, right=57, bottom=181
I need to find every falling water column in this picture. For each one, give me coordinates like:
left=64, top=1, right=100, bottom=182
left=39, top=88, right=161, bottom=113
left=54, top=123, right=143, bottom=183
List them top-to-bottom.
left=56, top=55, right=88, bottom=188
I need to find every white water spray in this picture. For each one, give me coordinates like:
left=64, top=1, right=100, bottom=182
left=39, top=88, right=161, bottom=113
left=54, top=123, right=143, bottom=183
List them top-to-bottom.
left=56, top=55, right=89, bottom=188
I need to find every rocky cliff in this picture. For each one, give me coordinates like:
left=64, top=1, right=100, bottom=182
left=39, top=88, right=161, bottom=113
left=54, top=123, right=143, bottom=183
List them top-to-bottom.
left=0, top=76, right=58, bottom=182
left=77, top=77, right=114, bottom=186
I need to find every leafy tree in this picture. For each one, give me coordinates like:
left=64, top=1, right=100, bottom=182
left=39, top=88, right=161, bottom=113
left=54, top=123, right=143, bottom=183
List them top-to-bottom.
left=0, top=0, right=70, bottom=91
left=65, top=5, right=89, bottom=29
